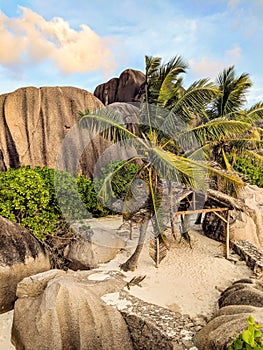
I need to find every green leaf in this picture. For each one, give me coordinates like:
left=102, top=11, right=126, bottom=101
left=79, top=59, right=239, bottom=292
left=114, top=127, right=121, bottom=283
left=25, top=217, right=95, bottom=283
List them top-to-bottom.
left=242, top=329, right=254, bottom=345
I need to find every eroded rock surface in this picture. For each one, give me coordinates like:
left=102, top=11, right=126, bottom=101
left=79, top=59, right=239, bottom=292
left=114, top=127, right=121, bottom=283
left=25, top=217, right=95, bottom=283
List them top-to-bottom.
left=94, top=69, right=145, bottom=105
left=0, top=86, right=105, bottom=177
left=231, top=185, right=263, bottom=249
left=0, top=216, right=51, bottom=313
left=64, top=224, right=125, bottom=270
left=12, top=269, right=133, bottom=350
left=194, top=279, right=263, bottom=349
left=102, top=290, right=207, bottom=350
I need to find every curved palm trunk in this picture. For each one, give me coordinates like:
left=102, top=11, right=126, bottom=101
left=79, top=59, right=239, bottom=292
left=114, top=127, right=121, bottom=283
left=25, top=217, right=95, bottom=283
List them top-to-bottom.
left=120, top=215, right=150, bottom=272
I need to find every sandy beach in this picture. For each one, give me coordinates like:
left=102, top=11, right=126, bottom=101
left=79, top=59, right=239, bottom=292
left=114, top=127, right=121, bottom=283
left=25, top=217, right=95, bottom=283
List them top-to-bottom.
left=0, top=216, right=253, bottom=349
left=94, top=217, right=252, bottom=318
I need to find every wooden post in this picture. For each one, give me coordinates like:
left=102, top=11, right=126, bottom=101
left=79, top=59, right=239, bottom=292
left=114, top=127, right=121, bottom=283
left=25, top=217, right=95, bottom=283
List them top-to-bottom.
left=193, top=191, right=196, bottom=210
left=226, top=210, right=230, bottom=259
left=129, top=220, right=133, bottom=240
left=156, top=237, right=159, bottom=268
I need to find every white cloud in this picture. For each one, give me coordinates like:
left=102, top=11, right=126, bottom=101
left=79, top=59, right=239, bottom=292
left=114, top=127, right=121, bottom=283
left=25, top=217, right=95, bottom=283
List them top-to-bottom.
left=0, top=7, right=116, bottom=75
left=189, top=44, right=242, bottom=80
left=225, top=45, right=241, bottom=65
left=189, top=57, right=226, bottom=79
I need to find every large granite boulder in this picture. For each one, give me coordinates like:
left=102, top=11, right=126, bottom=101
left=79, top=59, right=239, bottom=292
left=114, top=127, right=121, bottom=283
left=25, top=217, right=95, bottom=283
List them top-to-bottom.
left=94, top=69, right=145, bottom=105
left=0, top=86, right=106, bottom=177
left=0, top=86, right=143, bottom=178
left=0, top=149, right=6, bottom=171
left=202, top=185, right=263, bottom=250
left=230, top=185, right=263, bottom=249
left=0, top=216, right=51, bottom=313
left=63, top=223, right=126, bottom=270
left=12, top=269, right=133, bottom=350
left=194, top=279, right=263, bottom=349
left=218, top=279, right=263, bottom=308
left=194, top=308, right=263, bottom=350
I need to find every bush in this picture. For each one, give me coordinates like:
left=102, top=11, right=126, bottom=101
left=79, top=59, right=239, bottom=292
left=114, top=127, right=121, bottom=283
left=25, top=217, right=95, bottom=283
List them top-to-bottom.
left=233, top=157, right=263, bottom=187
left=0, top=163, right=139, bottom=239
left=0, top=167, right=60, bottom=239
left=227, top=315, right=263, bottom=350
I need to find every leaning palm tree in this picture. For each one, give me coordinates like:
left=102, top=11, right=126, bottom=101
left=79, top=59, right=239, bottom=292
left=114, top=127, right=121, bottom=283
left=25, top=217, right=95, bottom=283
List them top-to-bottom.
left=78, top=56, right=245, bottom=271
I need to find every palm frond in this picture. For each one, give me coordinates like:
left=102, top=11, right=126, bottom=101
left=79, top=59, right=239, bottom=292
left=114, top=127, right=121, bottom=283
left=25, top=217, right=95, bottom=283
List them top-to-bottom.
left=145, top=55, right=162, bottom=80
left=157, top=55, right=188, bottom=106
left=214, top=66, right=252, bottom=117
left=163, top=79, right=219, bottom=125
left=245, top=102, right=263, bottom=124
left=78, top=107, right=144, bottom=145
left=178, top=120, right=253, bottom=151
left=229, top=138, right=263, bottom=151
left=187, top=144, right=211, bottom=161
left=149, top=147, right=207, bottom=190
left=222, top=148, right=232, bottom=171
left=95, top=157, right=142, bottom=206
left=149, top=235, right=168, bottom=265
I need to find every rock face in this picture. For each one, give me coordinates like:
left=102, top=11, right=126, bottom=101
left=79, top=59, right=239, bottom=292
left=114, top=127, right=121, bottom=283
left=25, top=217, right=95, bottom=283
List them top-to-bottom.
left=94, top=69, right=145, bottom=105
left=0, top=86, right=106, bottom=177
left=0, top=87, right=142, bottom=178
left=202, top=185, right=263, bottom=250
left=230, top=185, right=263, bottom=249
left=0, top=216, right=51, bottom=313
left=63, top=223, right=125, bottom=270
left=12, top=269, right=133, bottom=350
left=194, top=279, right=263, bottom=349
left=218, top=279, right=263, bottom=308
left=102, top=290, right=206, bottom=350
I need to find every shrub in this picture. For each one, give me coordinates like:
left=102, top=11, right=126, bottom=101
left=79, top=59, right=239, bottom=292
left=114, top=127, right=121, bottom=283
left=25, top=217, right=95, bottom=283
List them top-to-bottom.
left=233, top=157, right=263, bottom=187
left=0, top=163, right=139, bottom=239
left=0, top=167, right=60, bottom=239
left=227, top=315, right=263, bottom=350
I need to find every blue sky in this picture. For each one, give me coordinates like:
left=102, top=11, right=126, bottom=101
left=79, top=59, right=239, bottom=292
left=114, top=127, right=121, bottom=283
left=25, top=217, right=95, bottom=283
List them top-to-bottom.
left=0, top=0, right=263, bottom=106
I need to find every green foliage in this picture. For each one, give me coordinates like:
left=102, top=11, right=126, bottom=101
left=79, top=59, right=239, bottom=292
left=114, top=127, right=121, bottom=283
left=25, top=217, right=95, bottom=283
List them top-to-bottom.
left=233, top=157, right=263, bottom=187
left=100, top=160, right=140, bottom=198
left=0, top=163, right=140, bottom=239
left=0, top=166, right=60, bottom=239
left=77, top=175, right=110, bottom=217
left=228, top=315, right=263, bottom=350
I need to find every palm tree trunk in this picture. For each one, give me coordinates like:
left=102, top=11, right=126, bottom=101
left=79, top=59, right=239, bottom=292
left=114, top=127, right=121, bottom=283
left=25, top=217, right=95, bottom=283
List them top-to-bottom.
left=168, top=181, right=176, bottom=239
left=120, top=215, right=150, bottom=271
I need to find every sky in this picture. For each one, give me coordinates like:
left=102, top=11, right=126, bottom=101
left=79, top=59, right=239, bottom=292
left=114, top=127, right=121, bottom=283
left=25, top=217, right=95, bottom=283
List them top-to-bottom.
left=0, top=0, right=263, bottom=106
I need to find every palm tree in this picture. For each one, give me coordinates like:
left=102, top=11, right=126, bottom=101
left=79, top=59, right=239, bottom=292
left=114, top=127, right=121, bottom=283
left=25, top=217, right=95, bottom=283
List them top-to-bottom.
left=78, top=55, right=245, bottom=271
left=183, top=66, right=263, bottom=237
left=185, top=66, right=263, bottom=182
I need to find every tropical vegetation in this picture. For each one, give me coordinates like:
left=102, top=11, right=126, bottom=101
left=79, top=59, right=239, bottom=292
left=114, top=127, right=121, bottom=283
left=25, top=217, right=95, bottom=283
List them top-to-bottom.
left=0, top=54, right=262, bottom=272
left=78, top=54, right=263, bottom=271
left=0, top=164, right=137, bottom=239
left=227, top=315, right=263, bottom=350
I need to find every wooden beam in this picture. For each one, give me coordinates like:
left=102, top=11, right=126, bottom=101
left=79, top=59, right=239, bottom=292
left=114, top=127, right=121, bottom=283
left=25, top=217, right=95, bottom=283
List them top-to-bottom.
left=174, top=207, right=229, bottom=217
left=226, top=210, right=230, bottom=259
left=213, top=211, right=228, bottom=223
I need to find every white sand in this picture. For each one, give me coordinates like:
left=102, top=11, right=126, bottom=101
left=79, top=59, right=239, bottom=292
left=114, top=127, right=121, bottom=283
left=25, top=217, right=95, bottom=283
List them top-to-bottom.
left=0, top=216, right=253, bottom=348
left=98, top=228, right=252, bottom=318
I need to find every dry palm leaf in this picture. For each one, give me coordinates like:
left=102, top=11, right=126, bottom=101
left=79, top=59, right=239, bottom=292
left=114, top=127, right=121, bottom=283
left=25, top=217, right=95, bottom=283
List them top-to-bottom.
left=149, top=236, right=168, bottom=266
left=126, top=275, right=146, bottom=290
